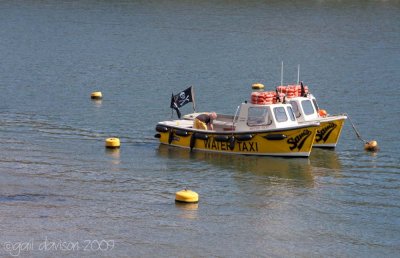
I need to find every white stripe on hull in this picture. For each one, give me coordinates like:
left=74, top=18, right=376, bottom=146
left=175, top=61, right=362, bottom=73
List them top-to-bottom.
left=161, top=143, right=311, bottom=157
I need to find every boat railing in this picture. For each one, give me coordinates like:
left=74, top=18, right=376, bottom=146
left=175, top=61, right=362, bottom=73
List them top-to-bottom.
left=232, top=105, right=241, bottom=130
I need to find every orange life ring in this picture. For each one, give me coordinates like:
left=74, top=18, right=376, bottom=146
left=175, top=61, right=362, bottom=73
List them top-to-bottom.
left=276, top=86, right=286, bottom=93
left=286, top=92, right=295, bottom=98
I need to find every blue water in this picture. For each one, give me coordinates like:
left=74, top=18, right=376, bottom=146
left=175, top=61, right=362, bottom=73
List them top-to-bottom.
left=0, top=0, right=399, bottom=257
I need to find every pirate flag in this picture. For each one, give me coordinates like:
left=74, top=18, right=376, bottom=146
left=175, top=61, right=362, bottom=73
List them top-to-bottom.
left=170, top=86, right=195, bottom=118
left=172, top=86, right=194, bottom=108
left=170, top=93, right=182, bottom=119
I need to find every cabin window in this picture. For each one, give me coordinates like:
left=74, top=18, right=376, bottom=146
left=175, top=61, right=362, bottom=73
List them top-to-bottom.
left=312, top=98, right=319, bottom=111
left=301, top=99, right=315, bottom=115
left=290, top=101, right=301, bottom=118
left=287, top=106, right=296, bottom=121
left=247, top=107, right=270, bottom=126
left=273, top=107, right=288, bottom=122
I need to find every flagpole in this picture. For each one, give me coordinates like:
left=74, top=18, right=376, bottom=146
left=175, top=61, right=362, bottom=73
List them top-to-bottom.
left=191, top=86, right=196, bottom=112
left=170, top=92, right=174, bottom=119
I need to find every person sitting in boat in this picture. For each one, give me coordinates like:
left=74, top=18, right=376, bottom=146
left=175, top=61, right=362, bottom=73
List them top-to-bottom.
left=193, top=112, right=217, bottom=130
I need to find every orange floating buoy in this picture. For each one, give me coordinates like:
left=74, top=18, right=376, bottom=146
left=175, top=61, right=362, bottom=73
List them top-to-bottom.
left=318, top=109, right=327, bottom=117
left=364, top=140, right=379, bottom=152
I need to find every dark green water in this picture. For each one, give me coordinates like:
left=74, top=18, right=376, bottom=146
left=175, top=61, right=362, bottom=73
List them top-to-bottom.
left=0, top=0, right=399, bottom=257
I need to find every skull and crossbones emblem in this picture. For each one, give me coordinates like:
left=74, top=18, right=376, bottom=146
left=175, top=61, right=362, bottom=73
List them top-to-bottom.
left=178, top=92, right=190, bottom=106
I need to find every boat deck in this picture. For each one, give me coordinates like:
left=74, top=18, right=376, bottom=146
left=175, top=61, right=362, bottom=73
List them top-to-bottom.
left=160, top=116, right=235, bottom=132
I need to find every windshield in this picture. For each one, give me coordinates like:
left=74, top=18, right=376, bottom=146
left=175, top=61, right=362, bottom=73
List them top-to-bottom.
left=301, top=99, right=315, bottom=115
left=247, top=106, right=270, bottom=126
left=273, top=107, right=288, bottom=122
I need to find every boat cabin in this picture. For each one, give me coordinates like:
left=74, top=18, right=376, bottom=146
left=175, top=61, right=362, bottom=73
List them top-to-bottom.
left=288, top=94, right=320, bottom=122
left=183, top=102, right=300, bottom=132
left=232, top=102, right=299, bottom=131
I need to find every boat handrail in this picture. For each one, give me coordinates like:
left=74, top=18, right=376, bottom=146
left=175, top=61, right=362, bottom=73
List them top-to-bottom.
left=232, top=105, right=240, bottom=130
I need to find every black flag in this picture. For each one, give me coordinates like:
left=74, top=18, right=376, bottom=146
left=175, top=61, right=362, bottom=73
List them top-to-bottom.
left=300, top=81, right=306, bottom=97
left=170, top=86, right=195, bottom=119
left=173, top=86, right=194, bottom=108
left=170, top=93, right=181, bottom=119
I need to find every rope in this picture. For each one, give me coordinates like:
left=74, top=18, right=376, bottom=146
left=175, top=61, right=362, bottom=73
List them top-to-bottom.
left=345, top=113, right=366, bottom=143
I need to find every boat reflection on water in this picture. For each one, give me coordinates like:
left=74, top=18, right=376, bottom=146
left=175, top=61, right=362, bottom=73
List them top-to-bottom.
left=157, top=145, right=317, bottom=186
left=307, top=148, right=343, bottom=180
left=309, top=148, right=342, bottom=170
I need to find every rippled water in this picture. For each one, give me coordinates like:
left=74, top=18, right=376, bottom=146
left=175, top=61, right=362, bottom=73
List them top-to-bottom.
left=1, top=0, right=399, bottom=257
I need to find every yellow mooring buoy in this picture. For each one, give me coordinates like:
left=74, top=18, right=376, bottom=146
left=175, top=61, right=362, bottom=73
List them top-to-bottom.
left=251, top=83, right=265, bottom=90
left=91, top=91, right=102, bottom=99
left=347, top=114, right=379, bottom=152
left=105, top=138, right=120, bottom=149
left=364, top=140, right=379, bottom=152
left=175, top=189, right=199, bottom=203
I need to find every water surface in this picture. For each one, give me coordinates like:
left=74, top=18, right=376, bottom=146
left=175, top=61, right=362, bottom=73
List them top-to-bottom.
left=0, top=0, right=399, bottom=257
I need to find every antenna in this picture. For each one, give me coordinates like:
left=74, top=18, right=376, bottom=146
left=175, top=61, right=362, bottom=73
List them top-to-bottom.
left=280, top=61, right=284, bottom=86
left=297, top=64, right=300, bottom=84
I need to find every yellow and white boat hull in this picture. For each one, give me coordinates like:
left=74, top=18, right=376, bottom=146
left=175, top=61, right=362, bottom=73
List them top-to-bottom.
left=311, top=115, right=347, bottom=148
left=155, top=123, right=318, bottom=157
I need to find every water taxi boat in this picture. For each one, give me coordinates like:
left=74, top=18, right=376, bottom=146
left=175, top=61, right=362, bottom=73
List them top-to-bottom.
left=276, top=83, right=347, bottom=148
left=155, top=88, right=319, bottom=157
